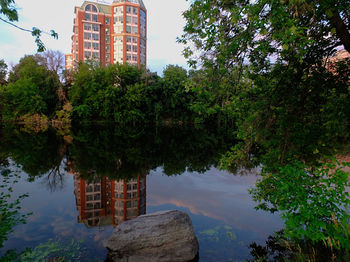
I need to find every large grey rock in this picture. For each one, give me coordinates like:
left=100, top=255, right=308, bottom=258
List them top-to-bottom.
left=105, top=210, right=199, bottom=262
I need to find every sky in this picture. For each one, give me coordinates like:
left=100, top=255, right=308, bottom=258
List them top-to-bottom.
left=0, top=0, right=191, bottom=75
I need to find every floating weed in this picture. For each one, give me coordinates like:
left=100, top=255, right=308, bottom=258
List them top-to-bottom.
left=199, top=224, right=239, bottom=243
left=20, top=239, right=85, bottom=262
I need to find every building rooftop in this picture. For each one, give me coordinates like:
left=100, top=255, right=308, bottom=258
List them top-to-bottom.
left=113, top=0, right=146, bottom=10
left=80, top=1, right=112, bottom=14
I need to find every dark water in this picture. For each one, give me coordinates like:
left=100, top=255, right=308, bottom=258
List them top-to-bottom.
left=0, top=124, right=283, bottom=261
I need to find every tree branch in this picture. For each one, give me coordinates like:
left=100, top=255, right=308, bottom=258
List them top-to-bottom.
left=329, top=11, right=350, bottom=53
left=0, top=16, right=52, bottom=36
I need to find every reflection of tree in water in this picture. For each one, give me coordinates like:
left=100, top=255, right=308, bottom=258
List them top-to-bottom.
left=67, top=124, right=236, bottom=179
left=0, top=125, right=65, bottom=182
left=41, top=159, right=67, bottom=192
left=248, top=230, right=350, bottom=262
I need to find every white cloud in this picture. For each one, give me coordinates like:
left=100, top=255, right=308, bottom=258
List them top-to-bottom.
left=0, top=0, right=190, bottom=74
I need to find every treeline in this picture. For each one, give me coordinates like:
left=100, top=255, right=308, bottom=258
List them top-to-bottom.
left=0, top=55, right=237, bottom=126
left=0, top=123, right=235, bottom=181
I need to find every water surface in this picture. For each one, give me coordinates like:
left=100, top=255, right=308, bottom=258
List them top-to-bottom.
left=0, top=125, right=283, bottom=261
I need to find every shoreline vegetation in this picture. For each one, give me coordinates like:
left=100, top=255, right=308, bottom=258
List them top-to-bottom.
left=1, top=0, right=350, bottom=260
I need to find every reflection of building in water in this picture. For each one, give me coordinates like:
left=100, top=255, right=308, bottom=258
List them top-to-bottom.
left=73, top=174, right=146, bottom=228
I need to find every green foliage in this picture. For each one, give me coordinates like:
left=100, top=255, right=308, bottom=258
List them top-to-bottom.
left=0, top=0, right=58, bottom=52
left=0, top=0, right=17, bottom=21
left=179, top=0, right=350, bottom=70
left=181, top=0, right=350, bottom=168
left=2, top=56, right=61, bottom=121
left=0, top=59, right=7, bottom=85
left=68, top=62, right=239, bottom=124
left=69, top=63, right=146, bottom=123
left=160, top=65, right=192, bottom=120
left=186, top=66, right=250, bottom=124
left=68, top=124, right=235, bottom=179
left=0, top=126, right=64, bottom=179
left=250, top=159, right=350, bottom=248
left=0, top=169, right=31, bottom=249
left=248, top=230, right=350, bottom=262
left=0, top=239, right=86, bottom=262
left=19, top=239, right=84, bottom=262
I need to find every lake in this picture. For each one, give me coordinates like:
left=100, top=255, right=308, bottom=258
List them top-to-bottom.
left=0, top=124, right=283, bottom=261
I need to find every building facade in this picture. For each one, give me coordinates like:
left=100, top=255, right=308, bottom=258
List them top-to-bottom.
left=66, top=0, right=146, bottom=70
left=73, top=174, right=146, bottom=228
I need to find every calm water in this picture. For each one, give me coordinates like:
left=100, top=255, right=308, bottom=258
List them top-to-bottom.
left=0, top=124, right=283, bottom=261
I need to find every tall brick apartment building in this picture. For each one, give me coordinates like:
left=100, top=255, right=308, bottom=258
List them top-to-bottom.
left=65, top=0, right=147, bottom=70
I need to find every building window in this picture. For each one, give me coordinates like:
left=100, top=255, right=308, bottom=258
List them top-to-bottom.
left=85, top=4, right=97, bottom=13
left=114, top=6, right=123, bottom=14
left=126, top=6, right=131, bottom=14
left=133, top=7, right=138, bottom=15
left=140, top=9, right=146, bottom=19
left=85, top=13, right=91, bottom=21
left=92, top=14, right=98, bottom=22
left=126, top=16, right=131, bottom=24
left=106, top=17, right=110, bottom=25
left=132, top=17, right=138, bottom=25
left=84, top=23, right=91, bottom=31
left=92, top=24, right=99, bottom=32
left=115, top=25, right=123, bottom=33
left=126, top=26, right=131, bottom=34
left=132, top=26, right=138, bottom=35
left=105, top=28, right=110, bottom=34
left=84, top=32, right=91, bottom=40
left=92, top=33, right=99, bottom=41
left=106, top=36, right=110, bottom=44
left=126, top=36, right=131, bottom=42
left=132, top=37, right=137, bottom=43
left=84, top=42, right=91, bottom=49
left=92, top=42, right=99, bottom=50
left=106, top=45, right=110, bottom=52
left=126, top=45, right=131, bottom=52
left=132, top=45, right=137, bottom=52
left=106, top=54, right=110, bottom=61
left=126, top=54, right=131, bottom=61
left=132, top=54, right=137, bottom=61
left=86, top=185, right=93, bottom=192
left=94, top=193, right=101, bottom=200
left=86, top=194, right=93, bottom=201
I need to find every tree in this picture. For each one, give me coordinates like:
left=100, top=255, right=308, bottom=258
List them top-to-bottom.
left=0, top=0, right=58, bottom=52
left=179, top=0, right=350, bottom=70
left=180, top=0, right=350, bottom=167
left=35, top=50, right=64, bottom=75
left=2, top=55, right=60, bottom=120
left=0, top=59, right=7, bottom=85
left=69, top=62, right=146, bottom=122
left=161, top=65, right=190, bottom=120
